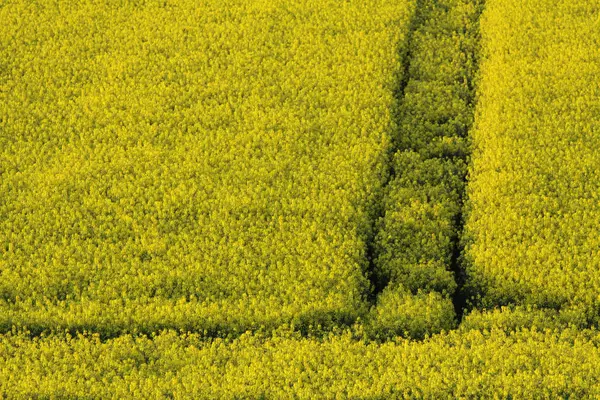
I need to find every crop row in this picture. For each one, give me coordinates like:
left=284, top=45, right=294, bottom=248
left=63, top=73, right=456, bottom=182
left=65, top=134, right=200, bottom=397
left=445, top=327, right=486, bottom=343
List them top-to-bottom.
left=0, top=0, right=415, bottom=336
left=367, top=0, right=483, bottom=339
left=463, top=0, right=600, bottom=326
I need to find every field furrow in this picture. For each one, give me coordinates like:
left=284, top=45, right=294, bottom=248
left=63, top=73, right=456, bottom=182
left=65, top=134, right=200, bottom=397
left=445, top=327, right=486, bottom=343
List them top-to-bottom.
left=367, top=0, right=483, bottom=339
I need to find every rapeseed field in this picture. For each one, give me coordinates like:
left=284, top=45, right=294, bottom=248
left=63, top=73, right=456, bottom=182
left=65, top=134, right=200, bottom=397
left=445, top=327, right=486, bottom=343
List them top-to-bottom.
left=2, top=0, right=600, bottom=397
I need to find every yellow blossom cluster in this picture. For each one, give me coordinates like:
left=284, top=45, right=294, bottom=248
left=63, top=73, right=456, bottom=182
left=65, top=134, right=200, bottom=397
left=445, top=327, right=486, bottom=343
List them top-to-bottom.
left=0, top=0, right=415, bottom=335
left=464, top=0, right=600, bottom=326
left=2, top=327, right=600, bottom=398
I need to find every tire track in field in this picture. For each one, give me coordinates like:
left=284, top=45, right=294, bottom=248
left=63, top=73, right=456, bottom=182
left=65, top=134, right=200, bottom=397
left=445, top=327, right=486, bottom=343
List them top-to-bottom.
left=364, top=0, right=425, bottom=305
left=366, top=0, right=485, bottom=338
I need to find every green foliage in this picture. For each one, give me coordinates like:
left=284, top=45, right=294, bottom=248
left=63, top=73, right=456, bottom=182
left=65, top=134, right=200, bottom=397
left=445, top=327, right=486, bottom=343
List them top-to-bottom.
left=0, top=0, right=416, bottom=335
left=368, top=0, right=483, bottom=338
left=463, top=0, right=600, bottom=325
left=3, top=328, right=600, bottom=398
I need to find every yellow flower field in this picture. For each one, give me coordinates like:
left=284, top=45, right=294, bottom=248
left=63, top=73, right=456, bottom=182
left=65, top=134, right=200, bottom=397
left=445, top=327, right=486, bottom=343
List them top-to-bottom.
left=2, top=0, right=600, bottom=397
